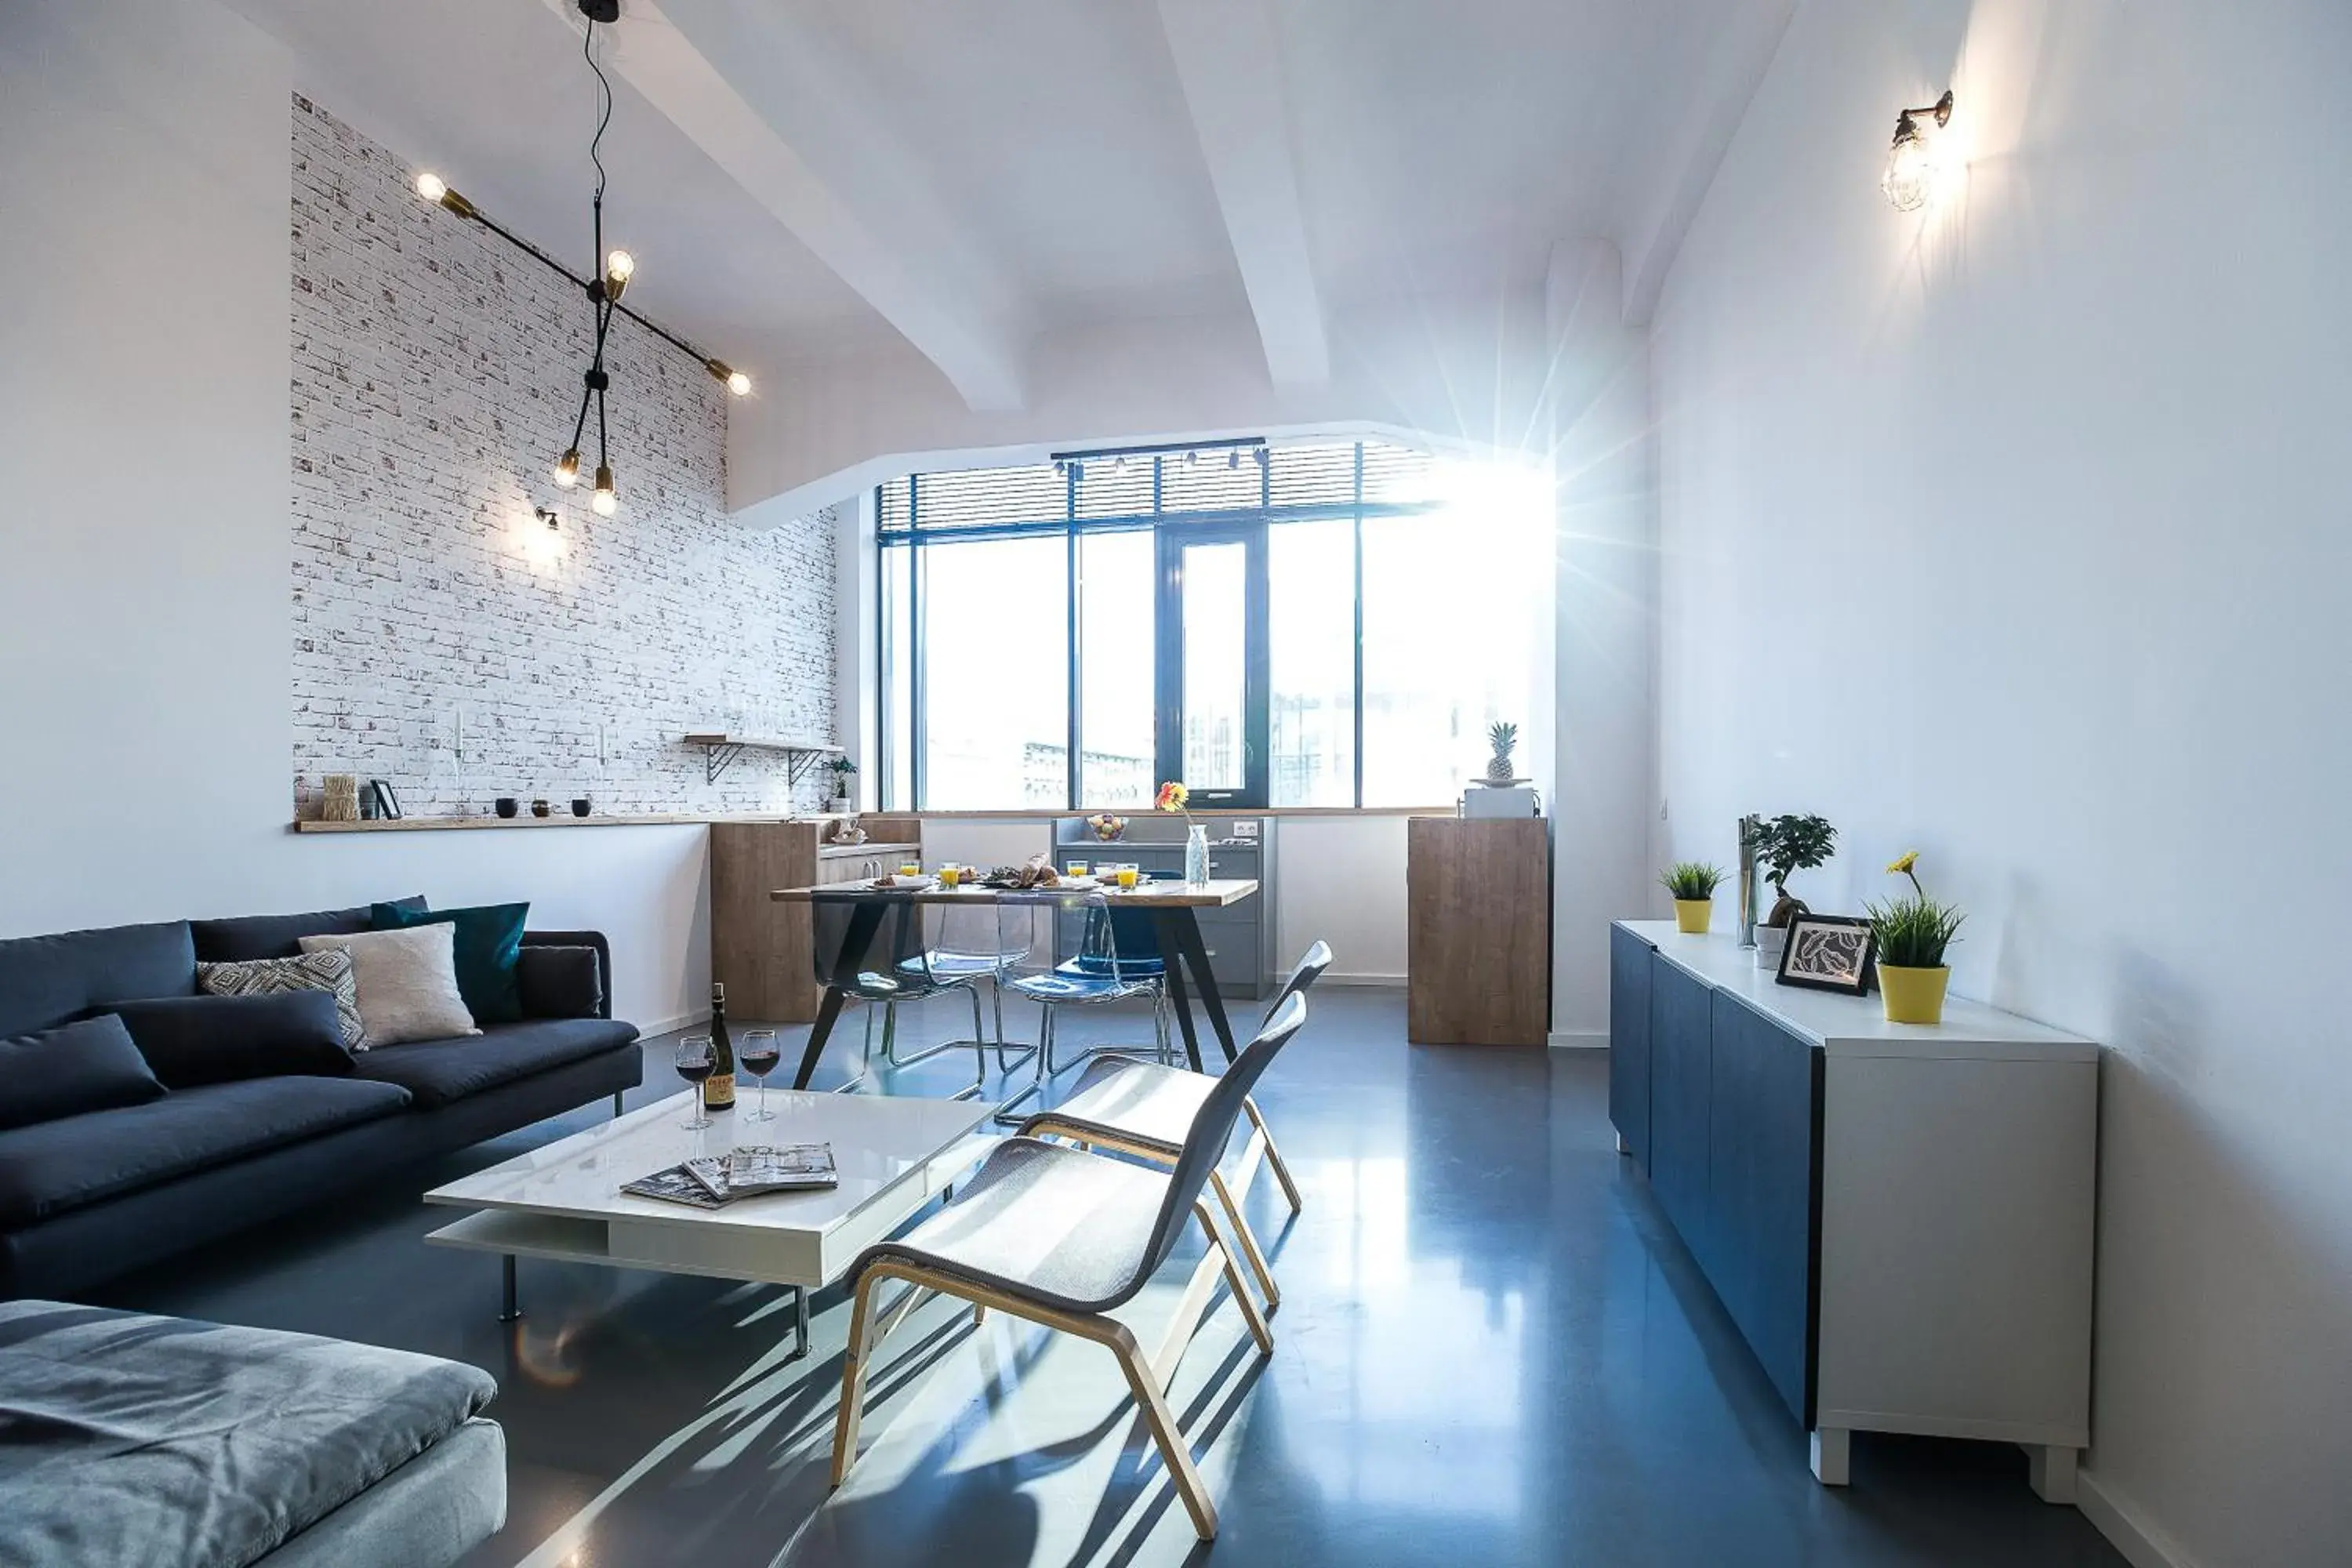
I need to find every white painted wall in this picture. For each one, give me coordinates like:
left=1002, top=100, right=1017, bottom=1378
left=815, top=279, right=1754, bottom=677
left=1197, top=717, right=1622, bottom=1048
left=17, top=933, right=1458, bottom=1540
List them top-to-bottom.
left=0, top=0, right=713, bottom=1033
left=1650, top=2, right=2352, bottom=1563
left=1272, top=816, right=1408, bottom=984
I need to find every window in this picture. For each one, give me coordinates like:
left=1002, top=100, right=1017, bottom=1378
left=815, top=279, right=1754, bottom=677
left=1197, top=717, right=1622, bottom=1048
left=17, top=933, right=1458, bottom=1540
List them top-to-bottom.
left=877, top=440, right=1546, bottom=810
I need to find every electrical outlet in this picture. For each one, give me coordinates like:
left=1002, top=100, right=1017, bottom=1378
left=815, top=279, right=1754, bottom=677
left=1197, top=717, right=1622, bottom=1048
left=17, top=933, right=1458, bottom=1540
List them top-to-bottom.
left=1231, top=819, right=1261, bottom=839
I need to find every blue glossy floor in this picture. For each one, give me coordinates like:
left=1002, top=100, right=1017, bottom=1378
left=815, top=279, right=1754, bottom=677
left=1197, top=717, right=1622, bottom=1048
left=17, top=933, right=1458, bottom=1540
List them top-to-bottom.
left=91, top=988, right=2124, bottom=1566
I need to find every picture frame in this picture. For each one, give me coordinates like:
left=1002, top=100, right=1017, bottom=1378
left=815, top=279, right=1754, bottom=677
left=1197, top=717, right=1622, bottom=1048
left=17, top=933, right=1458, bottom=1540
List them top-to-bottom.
left=368, top=779, right=403, bottom=821
left=1775, top=913, right=1876, bottom=996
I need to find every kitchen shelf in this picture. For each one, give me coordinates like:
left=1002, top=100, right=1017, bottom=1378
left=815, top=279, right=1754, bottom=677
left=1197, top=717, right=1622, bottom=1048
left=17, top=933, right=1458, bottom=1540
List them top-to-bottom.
left=680, top=733, right=841, bottom=786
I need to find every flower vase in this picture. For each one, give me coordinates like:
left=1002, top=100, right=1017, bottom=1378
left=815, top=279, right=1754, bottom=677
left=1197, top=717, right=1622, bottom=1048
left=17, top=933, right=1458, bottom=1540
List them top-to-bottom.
left=1184, top=823, right=1210, bottom=887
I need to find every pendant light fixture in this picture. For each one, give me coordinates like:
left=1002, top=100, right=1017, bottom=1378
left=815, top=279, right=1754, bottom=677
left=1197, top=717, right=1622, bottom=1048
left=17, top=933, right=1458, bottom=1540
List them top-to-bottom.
left=409, top=0, right=756, bottom=523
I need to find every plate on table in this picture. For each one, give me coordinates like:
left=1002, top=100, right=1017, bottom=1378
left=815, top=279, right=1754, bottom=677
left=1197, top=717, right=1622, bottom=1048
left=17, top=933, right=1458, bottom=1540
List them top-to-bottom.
left=881, top=873, right=935, bottom=890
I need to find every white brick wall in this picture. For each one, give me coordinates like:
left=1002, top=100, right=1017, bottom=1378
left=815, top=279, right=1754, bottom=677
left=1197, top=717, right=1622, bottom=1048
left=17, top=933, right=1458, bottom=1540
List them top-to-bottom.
left=289, top=94, right=835, bottom=818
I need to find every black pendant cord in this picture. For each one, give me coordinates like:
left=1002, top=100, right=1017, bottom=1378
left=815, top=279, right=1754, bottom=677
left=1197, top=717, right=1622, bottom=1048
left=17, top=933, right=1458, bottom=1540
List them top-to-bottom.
left=584, top=19, right=615, bottom=480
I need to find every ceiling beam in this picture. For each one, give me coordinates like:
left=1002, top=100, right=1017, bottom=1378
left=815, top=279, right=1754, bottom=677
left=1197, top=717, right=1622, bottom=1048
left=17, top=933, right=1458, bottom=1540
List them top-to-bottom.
left=548, top=0, right=1029, bottom=411
left=1156, top=0, right=1330, bottom=388
left=1618, top=0, right=1796, bottom=325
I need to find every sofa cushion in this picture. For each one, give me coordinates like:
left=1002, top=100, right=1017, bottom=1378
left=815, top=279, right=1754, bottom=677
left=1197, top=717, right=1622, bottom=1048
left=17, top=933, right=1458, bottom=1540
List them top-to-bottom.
left=188, top=897, right=426, bottom=963
left=369, top=902, right=528, bottom=1025
left=0, top=921, right=195, bottom=1039
left=299, top=926, right=477, bottom=1047
left=516, top=945, right=604, bottom=1020
left=196, top=948, right=366, bottom=1050
left=111, top=992, right=355, bottom=1088
left=0, top=1016, right=167, bottom=1133
left=350, top=1018, right=638, bottom=1109
left=0, top=1077, right=413, bottom=1229
left=0, top=1300, right=497, bottom=1568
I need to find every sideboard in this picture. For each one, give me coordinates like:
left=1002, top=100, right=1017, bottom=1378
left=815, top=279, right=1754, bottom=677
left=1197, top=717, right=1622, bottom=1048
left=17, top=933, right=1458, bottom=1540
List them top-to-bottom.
left=1609, top=920, right=2097, bottom=1500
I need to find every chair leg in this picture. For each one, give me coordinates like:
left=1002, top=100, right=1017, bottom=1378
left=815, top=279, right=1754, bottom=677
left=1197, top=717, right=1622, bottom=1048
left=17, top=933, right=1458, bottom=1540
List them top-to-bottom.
left=1247, top=1097, right=1303, bottom=1212
left=1209, top=1168, right=1279, bottom=1312
left=1196, top=1199, right=1275, bottom=1356
left=831, top=1272, right=884, bottom=1486
left=1105, top=1331, right=1220, bottom=1541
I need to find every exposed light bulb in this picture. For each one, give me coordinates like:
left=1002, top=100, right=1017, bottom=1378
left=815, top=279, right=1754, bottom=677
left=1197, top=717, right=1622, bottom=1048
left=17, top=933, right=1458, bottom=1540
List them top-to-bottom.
left=1882, top=91, right=1955, bottom=212
left=416, top=172, right=448, bottom=203
left=604, top=249, right=636, bottom=284
left=726, top=370, right=751, bottom=397
left=554, top=449, right=581, bottom=488
left=591, top=464, right=617, bottom=516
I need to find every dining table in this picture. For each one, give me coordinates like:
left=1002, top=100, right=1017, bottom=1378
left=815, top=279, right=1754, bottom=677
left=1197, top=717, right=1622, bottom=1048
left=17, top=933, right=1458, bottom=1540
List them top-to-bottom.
left=768, top=877, right=1261, bottom=1089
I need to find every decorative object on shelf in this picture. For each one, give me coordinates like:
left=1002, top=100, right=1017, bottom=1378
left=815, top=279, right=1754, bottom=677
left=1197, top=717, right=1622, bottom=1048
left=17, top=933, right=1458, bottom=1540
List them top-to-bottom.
left=408, top=0, right=753, bottom=524
left=1882, top=89, right=1955, bottom=212
left=1474, top=720, right=1528, bottom=786
left=827, top=756, right=858, bottom=812
left=321, top=775, right=361, bottom=822
left=368, top=780, right=402, bottom=820
left=1156, top=781, right=1210, bottom=887
left=494, top=797, right=520, bottom=819
left=571, top=797, right=592, bottom=818
left=530, top=799, right=552, bottom=818
left=1736, top=812, right=1762, bottom=949
left=1086, top=813, right=1128, bottom=842
left=1748, top=813, right=1838, bottom=970
left=828, top=815, right=867, bottom=845
left=1867, top=851, right=1965, bottom=1024
left=1661, top=862, right=1727, bottom=935
left=1774, top=913, right=1876, bottom=996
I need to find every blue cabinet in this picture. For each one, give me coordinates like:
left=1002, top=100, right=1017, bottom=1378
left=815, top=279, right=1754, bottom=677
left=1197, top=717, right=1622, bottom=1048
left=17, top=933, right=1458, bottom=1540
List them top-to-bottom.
left=1607, top=924, right=1653, bottom=1167
left=1646, top=953, right=1715, bottom=1259
left=1707, top=991, right=1821, bottom=1426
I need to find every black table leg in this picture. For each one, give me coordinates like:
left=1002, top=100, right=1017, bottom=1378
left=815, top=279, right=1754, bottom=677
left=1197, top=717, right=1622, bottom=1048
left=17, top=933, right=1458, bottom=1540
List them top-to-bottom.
left=791, top=902, right=885, bottom=1090
left=1172, top=909, right=1240, bottom=1063
left=1152, top=911, right=1204, bottom=1073
left=498, top=1254, right=521, bottom=1323
left=790, top=1284, right=811, bottom=1362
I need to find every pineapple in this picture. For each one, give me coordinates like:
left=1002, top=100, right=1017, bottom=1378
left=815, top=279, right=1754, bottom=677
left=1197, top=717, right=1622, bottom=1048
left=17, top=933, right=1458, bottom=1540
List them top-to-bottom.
left=1485, top=720, right=1519, bottom=782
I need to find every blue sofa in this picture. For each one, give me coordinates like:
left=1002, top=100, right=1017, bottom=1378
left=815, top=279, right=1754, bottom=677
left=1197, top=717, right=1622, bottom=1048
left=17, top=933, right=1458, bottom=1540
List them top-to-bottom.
left=0, top=899, right=643, bottom=1300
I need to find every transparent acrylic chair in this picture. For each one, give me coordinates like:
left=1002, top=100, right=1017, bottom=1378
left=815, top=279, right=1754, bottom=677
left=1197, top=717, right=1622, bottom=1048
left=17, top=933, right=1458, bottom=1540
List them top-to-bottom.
left=990, top=890, right=1171, bottom=1125
left=806, top=891, right=987, bottom=1099
left=899, top=898, right=1037, bottom=1082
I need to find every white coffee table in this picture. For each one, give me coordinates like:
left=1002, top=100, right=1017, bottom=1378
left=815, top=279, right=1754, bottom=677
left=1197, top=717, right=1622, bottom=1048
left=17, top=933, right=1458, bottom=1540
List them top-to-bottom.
left=423, top=1089, right=996, bottom=1359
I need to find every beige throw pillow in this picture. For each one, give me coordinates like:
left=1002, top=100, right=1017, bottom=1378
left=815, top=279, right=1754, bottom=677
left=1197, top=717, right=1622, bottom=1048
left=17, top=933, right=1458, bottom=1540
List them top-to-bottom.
left=299, top=924, right=478, bottom=1047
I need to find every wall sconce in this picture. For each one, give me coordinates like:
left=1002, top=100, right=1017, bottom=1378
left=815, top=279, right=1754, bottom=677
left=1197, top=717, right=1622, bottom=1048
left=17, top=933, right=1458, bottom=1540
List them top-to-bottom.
left=1882, top=90, right=1954, bottom=211
left=535, top=506, right=561, bottom=531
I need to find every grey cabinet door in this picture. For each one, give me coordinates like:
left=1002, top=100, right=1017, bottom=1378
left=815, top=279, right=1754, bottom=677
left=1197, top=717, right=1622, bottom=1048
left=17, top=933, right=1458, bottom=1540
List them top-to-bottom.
left=1609, top=925, right=1653, bottom=1168
left=1646, top=956, right=1714, bottom=1257
left=1708, top=991, right=1823, bottom=1426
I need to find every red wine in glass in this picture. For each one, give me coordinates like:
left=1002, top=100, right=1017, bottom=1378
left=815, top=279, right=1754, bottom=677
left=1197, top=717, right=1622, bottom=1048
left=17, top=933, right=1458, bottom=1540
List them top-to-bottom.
left=740, top=1029, right=781, bottom=1123
left=675, top=1038, right=715, bottom=1130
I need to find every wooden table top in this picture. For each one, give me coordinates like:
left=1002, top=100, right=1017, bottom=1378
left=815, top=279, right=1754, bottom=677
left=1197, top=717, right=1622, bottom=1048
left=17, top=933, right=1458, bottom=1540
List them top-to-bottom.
left=771, top=877, right=1259, bottom=909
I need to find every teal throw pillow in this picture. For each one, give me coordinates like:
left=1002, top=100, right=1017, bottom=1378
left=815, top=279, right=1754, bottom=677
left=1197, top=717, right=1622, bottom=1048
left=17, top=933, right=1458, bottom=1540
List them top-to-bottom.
left=370, top=901, right=528, bottom=1025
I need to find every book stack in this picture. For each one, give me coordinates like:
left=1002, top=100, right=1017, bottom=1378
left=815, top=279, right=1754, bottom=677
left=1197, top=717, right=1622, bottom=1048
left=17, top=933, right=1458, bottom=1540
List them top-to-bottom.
left=621, top=1145, right=839, bottom=1209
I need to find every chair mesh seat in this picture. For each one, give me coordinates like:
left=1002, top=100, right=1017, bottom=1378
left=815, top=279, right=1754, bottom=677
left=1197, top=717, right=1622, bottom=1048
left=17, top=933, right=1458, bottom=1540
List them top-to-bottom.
left=1006, top=971, right=1152, bottom=1004
left=1049, top=1055, right=1217, bottom=1155
left=853, top=1137, right=1169, bottom=1315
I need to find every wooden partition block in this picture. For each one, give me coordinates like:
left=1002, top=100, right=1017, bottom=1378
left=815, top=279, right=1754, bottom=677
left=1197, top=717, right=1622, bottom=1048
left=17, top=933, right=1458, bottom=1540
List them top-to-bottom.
left=1406, top=817, right=1550, bottom=1045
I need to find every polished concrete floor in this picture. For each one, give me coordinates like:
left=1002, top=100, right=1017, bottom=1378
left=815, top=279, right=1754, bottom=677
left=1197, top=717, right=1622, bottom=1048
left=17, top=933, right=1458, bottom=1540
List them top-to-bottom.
left=90, top=988, right=2124, bottom=1567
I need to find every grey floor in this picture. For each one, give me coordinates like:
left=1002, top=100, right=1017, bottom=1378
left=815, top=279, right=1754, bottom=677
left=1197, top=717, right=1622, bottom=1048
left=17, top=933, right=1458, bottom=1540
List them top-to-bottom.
left=90, top=988, right=2124, bottom=1567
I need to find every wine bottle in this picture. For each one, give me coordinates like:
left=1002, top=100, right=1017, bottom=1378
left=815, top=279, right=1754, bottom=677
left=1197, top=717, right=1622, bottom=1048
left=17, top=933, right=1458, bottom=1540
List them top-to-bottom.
left=703, top=981, right=737, bottom=1112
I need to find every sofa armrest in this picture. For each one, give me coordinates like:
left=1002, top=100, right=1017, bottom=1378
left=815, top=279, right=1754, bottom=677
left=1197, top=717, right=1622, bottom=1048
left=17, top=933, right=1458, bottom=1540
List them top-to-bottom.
left=517, top=931, right=612, bottom=1020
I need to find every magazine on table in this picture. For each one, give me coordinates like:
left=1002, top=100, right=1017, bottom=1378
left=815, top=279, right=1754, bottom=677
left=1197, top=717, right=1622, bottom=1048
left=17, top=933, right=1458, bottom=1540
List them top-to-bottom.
left=622, top=1145, right=839, bottom=1209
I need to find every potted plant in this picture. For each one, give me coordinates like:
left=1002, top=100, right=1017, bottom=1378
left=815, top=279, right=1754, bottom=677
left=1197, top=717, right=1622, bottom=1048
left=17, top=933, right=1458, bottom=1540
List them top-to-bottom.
left=1482, top=721, right=1523, bottom=784
left=827, top=756, right=857, bottom=813
left=1745, top=813, right=1838, bottom=970
left=1867, top=851, right=1965, bottom=1024
left=1660, top=862, right=1726, bottom=935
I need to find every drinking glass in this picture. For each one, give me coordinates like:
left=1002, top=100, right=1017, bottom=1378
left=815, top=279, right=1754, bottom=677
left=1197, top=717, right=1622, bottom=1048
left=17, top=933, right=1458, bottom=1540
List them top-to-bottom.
left=1065, top=859, right=1090, bottom=878
left=898, top=862, right=922, bottom=879
left=938, top=864, right=963, bottom=889
left=1115, top=864, right=1141, bottom=891
left=740, top=1029, right=781, bottom=1123
left=674, top=1036, right=714, bottom=1130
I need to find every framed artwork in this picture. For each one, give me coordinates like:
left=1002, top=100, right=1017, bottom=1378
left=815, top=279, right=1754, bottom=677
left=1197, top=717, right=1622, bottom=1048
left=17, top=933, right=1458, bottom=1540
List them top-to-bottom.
left=368, top=779, right=403, bottom=821
left=1776, top=913, right=1875, bottom=996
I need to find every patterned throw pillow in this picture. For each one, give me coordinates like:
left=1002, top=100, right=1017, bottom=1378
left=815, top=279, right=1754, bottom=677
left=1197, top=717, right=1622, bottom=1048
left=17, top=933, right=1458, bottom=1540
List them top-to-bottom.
left=198, top=949, right=368, bottom=1051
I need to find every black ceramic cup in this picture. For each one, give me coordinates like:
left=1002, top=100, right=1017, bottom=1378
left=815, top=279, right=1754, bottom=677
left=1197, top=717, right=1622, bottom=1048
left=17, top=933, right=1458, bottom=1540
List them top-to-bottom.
left=494, top=797, right=519, bottom=818
left=571, top=798, right=592, bottom=818
left=530, top=799, right=552, bottom=818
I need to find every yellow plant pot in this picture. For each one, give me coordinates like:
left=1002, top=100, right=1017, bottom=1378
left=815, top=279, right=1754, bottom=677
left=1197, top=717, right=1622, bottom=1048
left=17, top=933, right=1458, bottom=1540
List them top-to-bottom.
left=1672, top=898, right=1713, bottom=935
left=1878, top=964, right=1950, bottom=1025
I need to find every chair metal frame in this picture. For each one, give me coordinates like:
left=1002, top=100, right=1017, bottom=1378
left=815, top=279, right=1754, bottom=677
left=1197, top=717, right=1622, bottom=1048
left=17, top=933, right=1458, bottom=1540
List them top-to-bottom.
left=990, top=889, right=1174, bottom=1127
left=808, top=891, right=989, bottom=1101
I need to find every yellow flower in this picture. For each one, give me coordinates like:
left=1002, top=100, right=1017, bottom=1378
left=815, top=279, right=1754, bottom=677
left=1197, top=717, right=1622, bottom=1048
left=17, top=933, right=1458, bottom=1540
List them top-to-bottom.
left=1886, top=851, right=1918, bottom=875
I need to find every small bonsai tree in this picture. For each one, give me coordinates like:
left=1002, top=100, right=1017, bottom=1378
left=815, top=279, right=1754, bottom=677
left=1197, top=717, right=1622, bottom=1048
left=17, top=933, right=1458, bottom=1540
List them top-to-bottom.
left=1746, top=814, right=1837, bottom=927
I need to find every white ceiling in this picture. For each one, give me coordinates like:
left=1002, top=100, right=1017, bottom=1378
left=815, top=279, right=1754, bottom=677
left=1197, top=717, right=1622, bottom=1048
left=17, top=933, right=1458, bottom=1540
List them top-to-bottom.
left=228, top=0, right=1786, bottom=398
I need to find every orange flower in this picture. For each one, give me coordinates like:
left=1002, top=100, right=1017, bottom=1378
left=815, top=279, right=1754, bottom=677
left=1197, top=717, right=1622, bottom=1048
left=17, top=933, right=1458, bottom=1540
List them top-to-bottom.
left=1155, top=781, right=1189, bottom=813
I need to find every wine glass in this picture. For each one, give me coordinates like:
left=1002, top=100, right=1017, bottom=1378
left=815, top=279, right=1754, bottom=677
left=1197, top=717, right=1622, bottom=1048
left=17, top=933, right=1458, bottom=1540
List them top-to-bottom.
left=739, top=1029, right=781, bottom=1122
left=674, top=1035, right=714, bottom=1131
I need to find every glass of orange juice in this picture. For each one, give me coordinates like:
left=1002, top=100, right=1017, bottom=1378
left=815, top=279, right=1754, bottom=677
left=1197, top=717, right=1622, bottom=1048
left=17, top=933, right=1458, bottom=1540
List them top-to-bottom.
left=898, top=862, right=921, bottom=879
left=938, top=864, right=962, bottom=888
left=1114, top=865, right=1140, bottom=891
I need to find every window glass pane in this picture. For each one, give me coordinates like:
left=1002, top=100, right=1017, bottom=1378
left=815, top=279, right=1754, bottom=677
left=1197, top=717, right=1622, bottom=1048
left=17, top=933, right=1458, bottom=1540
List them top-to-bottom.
left=1265, top=441, right=1356, bottom=510
left=1161, top=448, right=1263, bottom=514
left=1073, top=456, right=1154, bottom=520
left=914, top=463, right=1063, bottom=530
left=1360, top=491, right=1544, bottom=805
left=1269, top=519, right=1355, bottom=806
left=1077, top=530, right=1155, bottom=807
left=918, top=536, right=1069, bottom=808
left=1178, top=539, right=1247, bottom=790
left=880, top=540, right=912, bottom=808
